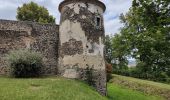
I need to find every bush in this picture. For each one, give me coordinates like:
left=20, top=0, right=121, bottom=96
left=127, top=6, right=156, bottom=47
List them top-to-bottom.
left=6, top=49, right=44, bottom=78
left=106, top=63, right=113, bottom=82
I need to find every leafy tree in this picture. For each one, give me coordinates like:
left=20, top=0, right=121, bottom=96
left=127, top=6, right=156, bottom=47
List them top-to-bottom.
left=116, top=0, right=170, bottom=81
left=16, top=2, right=55, bottom=23
left=105, top=34, right=129, bottom=73
left=111, top=34, right=130, bottom=70
left=105, top=35, right=114, bottom=64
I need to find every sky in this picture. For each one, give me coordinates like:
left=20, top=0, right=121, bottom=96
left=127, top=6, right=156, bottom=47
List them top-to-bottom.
left=0, top=0, right=132, bottom=35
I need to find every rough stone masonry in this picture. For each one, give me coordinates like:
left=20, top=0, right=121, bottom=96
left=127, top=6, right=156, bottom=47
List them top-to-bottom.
left=0, top=0, right=107, bottom=95
left=0, top=20, right=59, bottom=75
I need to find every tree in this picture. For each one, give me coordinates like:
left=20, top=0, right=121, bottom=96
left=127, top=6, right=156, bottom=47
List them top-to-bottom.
left=117, top=0, right=170, bottom=81
left=16, top=2, right=55, bottom=24
left=105, top=34, right=129, bottom=71
left=112, top=34, right=129, bottom=69
left=105, top=35, right=114, bottom=64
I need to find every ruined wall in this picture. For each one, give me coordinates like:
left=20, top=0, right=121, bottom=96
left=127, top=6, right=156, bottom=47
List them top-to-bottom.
left=58, top=0, right=106, bottom=95
left=0, top=20, right=59, bottom=75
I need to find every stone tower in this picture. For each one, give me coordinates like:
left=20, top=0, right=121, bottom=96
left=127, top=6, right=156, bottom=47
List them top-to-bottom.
left=58, top=0, right=106, bottom=95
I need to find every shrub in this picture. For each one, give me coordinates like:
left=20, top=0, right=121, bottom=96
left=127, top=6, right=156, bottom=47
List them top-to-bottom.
left=6, top=49, right=44, bottom=78
left=106, top=63, right=113, bottom=82
left=106, top=63, right=113, bottom=73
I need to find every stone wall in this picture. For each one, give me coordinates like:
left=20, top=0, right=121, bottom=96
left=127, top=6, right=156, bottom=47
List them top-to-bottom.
left=0, top=0, right=107, bottom=96
left=0, top=20, right=59, bottom=75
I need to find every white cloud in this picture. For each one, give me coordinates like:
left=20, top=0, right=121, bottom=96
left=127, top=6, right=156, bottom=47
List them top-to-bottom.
left=0, top=0, right=132, bottom=35
left=103, top=0, right=132, bottom=35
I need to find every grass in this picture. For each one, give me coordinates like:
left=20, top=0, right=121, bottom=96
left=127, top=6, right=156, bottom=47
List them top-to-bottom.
left=111, top=74, right=170, bottom=99
left=113, top=74, right=170, bottom=89
left=0, top=76, right=167, bottom=100
left=0, top=77, right=107, bottom=100
left=107, top=83, right=164, bottom=100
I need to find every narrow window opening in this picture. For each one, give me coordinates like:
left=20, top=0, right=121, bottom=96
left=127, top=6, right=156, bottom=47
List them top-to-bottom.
left=96, top=17, right=101, bottom=27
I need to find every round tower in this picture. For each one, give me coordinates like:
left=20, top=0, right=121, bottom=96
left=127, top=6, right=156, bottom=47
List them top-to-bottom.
left=58, top=0, right=106, bottom=95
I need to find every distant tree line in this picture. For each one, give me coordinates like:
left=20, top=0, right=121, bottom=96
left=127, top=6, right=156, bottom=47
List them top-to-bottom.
left=105, top=0, right=170, bottom=83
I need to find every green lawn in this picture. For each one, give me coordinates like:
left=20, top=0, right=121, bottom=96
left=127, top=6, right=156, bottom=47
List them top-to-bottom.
left=111, top=74, right=170, bottom=100
left=112, top=74, right=170, bottom=89
left=0, top=76, right=166, bottom=100
left=0, top=77, right=107, bottom=100
left=107, top=83, right=164, bottom=100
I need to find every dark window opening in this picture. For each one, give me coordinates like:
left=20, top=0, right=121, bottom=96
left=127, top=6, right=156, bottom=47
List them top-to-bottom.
left=96, top=17, right=101, bottom=27
left=86, top=45, right=89, bottom=48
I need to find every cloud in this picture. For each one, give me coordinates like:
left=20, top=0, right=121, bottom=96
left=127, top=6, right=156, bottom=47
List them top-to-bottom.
left=0, top=0, right=132, bottom=35
left=103, top=0, right=132, bottom=35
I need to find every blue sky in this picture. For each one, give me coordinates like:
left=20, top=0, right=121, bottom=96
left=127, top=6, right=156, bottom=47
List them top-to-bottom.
left=0, top=0, right=132, bottom=35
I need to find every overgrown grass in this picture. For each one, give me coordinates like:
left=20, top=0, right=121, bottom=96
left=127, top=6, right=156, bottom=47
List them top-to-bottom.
left=111, top=74, right=170, bottom=99
left=113, top=74, right=170, bottom=89
left=107, top=83, right=164, bottom=100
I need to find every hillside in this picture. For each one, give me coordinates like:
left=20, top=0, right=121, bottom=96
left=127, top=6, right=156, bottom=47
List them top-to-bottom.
left=111, top=74, right=170, bottom=100
left=0, top=76, right=167, bottom=100
left=0, top=77, right=107, bottom=100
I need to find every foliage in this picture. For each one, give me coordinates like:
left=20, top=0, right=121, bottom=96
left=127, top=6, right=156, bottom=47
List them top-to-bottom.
left=105, top=0, right=170, bottom=82
left=122, top=0, right=170, bottom=80
left=16, top=2, right=55, bottom=23
left=111, top=34, right=130, bottom=69
left=105, top=35, right=129, bottom=71
left=105, top=35, right=114, bottom=64
left=6, top=49, right=44, bottom=78
left=106, top=63, right=113, bottom=82
left=106, top=63, right=113, bottom=73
